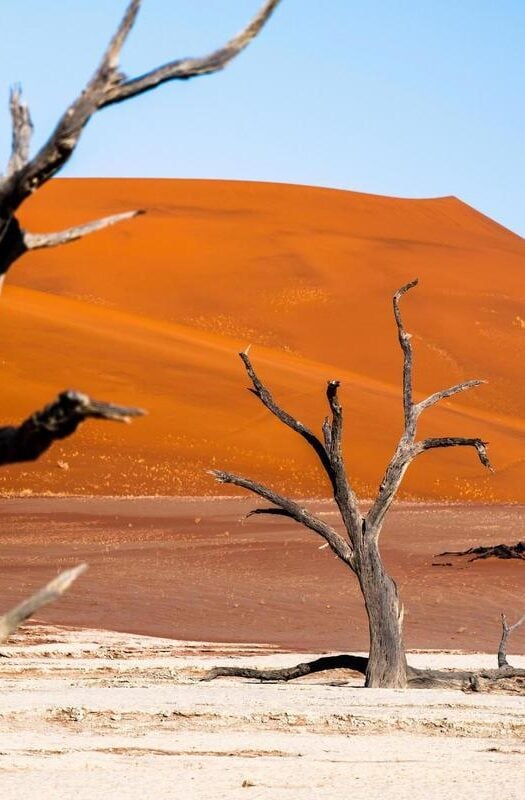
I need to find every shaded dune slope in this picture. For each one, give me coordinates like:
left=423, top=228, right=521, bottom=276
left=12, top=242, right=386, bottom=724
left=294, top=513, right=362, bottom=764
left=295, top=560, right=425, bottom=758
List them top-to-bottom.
left=1, top=178, right=523, bottom=500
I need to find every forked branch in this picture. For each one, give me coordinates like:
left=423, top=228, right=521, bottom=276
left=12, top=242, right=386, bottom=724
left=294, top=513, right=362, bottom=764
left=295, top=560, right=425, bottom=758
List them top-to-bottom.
left=0, top=0, right=281, bottom=218
left=6, top=87, right=33, bottom=177
left=366, top=281, right=490, bottom=533
left=239, top=353, right=361, bottom=537
left=0, top=390, right=145, bottom=466
left=0, top=564, right=87, bottom=643
left=498, top=612, right=525, bottom=668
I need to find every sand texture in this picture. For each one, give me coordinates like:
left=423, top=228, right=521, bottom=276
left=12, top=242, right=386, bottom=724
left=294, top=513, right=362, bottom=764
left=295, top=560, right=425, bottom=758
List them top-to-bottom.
left=1, top=178, right=523, bottom=500
left=0, top=497, right=523, bottom=654
left=0, top=625, right=524, bottom=799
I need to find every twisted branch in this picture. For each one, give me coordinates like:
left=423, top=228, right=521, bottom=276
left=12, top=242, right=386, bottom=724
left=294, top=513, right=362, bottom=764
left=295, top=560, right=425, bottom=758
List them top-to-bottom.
left=0, top=0, right=281, bottom=218
left=239, top=353, right=362, bottom=539
left=0, top=390, right=145, bottom=467
left=415, top=437, right=493, bottom=470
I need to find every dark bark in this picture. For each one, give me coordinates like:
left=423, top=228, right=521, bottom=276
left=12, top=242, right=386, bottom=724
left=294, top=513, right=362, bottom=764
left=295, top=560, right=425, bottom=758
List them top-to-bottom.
left=0, top=0, right=281, bottom=279
left=0, top=0, right=279, bottom=641
left=209, top=282, right=492, bottom=688
left=0, top=390, right=144, bottom=467
left=437, top=542, right=525, bottom=563
left=201, top=654, right=369, bottom=683
left=202, top=655, right=525, bottom=691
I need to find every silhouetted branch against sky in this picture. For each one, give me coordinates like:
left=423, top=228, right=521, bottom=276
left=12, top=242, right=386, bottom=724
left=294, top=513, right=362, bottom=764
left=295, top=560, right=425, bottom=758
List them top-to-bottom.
left=0, top=1, right=523, bottom=235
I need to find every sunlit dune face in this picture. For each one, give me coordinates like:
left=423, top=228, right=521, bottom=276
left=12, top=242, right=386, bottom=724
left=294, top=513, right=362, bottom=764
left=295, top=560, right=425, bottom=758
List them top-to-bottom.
left=1, top=178, right=524, bottom=501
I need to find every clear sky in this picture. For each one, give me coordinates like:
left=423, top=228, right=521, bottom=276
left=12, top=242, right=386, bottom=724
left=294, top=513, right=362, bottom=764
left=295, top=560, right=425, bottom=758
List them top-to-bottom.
left=1, top=0, right=524, bottom=236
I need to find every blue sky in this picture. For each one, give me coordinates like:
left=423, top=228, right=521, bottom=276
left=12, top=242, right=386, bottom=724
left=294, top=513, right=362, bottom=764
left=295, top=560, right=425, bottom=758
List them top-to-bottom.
left=1, top=1, right=524, bottom=236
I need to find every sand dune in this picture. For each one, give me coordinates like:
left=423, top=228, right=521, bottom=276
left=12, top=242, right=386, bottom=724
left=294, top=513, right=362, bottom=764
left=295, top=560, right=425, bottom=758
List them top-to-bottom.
left=1, top=178, right=523, bottom=500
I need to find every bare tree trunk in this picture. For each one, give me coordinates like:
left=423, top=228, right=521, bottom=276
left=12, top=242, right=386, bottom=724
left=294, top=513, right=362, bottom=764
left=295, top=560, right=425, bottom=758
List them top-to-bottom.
left=208, top=282, right=493, bottom=689
left=355, top=537, right=407, bottom=687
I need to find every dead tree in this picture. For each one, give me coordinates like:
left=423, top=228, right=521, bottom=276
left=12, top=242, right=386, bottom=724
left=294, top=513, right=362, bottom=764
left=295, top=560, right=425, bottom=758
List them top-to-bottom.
left=0, top=0, right=280, bottom=634
left=0, top=0, right=281, bottom=284
left=204, top=281, right=525, bottom=690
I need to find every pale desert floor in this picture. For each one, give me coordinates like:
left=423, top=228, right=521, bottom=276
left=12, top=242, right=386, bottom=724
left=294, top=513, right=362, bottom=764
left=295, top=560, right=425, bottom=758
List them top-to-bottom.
left=0, top=498, right=524, bottom=796
left=0, top=498, right=523, bottom=652
left=0, top=625, right=524, bottom=799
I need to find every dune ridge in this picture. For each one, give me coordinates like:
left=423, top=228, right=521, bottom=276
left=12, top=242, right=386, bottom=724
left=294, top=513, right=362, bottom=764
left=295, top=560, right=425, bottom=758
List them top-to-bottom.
left=0, top=178, right=523, bottom=500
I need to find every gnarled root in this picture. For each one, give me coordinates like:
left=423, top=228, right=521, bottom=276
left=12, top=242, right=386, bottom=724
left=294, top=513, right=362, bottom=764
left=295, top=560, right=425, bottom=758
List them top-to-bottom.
left=201, top=654, right=368, bottom=683
left=202, top=655, right=525, bottom=692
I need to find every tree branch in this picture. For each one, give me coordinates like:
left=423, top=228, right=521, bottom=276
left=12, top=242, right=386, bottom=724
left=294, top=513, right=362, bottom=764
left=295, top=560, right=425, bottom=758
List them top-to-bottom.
left=0, top=0, right=281, bottom=219
left=100, top=0, right=282, bottom=108
left=6, top=86, right=33, bottom=177
left=23, top=209, right=144, bottom=252
left=0, top=211, right=144, bottom=285
left=393, top=279, right=418, bottom=429
left=366, top=281, right=490, bottom=534
left=239, top=349, right=332, bottom=476
left=324, top=379, right=362, bottom=540
left=415, top=379, right=485, bottom=416
left=0, top=390, right=145, bottom=467
left=415, top=437, right=494, bottom=471
left=211, top=469, right=354, bottom=566
left=245, top=507, right=295, bottom=519
left=436, top=541, right=525, bottom=563
left=0, top=564, right=87, bottom=643
left=498, top=612, right=525, bottom=668
left=202, top=654, right=369, bottom=683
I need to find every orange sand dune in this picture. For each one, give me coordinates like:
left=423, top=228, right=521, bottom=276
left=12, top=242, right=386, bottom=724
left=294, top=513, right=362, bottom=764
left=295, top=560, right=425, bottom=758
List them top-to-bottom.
left=1, top=178, right=524, bottom=500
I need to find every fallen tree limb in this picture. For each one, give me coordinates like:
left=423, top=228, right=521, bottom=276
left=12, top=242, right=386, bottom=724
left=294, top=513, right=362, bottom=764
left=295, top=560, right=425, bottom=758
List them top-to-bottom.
left=436, top=542, right=525, bottom=562
left=0, top=564, right=87, bottom=643
left=203, top=607, right=525, bottom=692
left=201, top=654, right=369, bottom=683
left=201, top=655, right=525, bottom=691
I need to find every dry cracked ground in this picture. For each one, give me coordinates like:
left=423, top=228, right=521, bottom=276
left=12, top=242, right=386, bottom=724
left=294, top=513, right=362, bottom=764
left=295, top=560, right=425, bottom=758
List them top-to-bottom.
left=0, top=625, right=524, bottom=799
